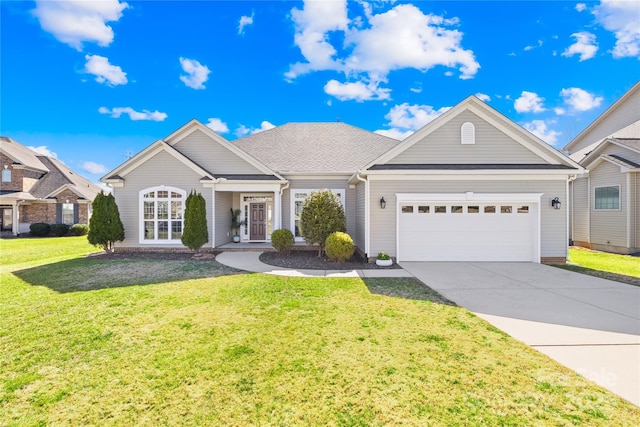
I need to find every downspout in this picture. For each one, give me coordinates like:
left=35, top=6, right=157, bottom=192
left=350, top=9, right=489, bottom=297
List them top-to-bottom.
left=354, top=172, right=369, bottom=258
left=627, top=173, right=631, bottom=250
left=567, top=175, right=576, bottom=262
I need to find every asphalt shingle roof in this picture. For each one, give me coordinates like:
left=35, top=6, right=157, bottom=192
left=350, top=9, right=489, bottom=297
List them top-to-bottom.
left=233, top=122, right=399, bottom=173
left=0, top=136, right=49, bottom=172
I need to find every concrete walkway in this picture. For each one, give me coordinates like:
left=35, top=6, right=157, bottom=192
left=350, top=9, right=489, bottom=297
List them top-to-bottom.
left=215, top=251, right=413, bottom=278
left=400, top=261, right=640, bottom=407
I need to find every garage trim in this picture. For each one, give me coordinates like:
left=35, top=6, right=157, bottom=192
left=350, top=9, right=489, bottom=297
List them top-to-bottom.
left=395, top=192, right=543, bottom=262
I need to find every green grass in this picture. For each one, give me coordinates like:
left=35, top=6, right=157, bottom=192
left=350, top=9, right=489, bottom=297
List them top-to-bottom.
left=1, top=238, right=639, bottom=425
left=568, top=247, right=640, bottom=278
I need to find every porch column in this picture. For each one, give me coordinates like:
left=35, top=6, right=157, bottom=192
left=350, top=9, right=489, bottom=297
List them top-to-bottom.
left=210, top=184, right=216, bottom=248
left=273, top=189, right=281, bottom=230
left=13, top=202, right=19, bottom=236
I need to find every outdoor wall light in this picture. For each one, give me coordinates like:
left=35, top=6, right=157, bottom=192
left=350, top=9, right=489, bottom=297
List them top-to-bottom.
left=380, top=197, right=386, bottom=209
left=551, top=197, right=561, bottom=210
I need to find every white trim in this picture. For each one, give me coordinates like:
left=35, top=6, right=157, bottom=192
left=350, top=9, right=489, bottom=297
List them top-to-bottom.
left=366, top=169, right=578, bottom=176
left=280, top=173, right=353, bottom=180
left=368, top=173, right=571, bottom=181
left=627, top=173, right=631, bottom=249
left=587, top=176, right=591, bottom=242
left=566, top=179, right=570, bottom=260
left=213, top=182, right=282, bottom=192
left=44, top=183, right=89, bottom=200
left=211, top=185, right=216, bottom=248
left=593, top=185, right=621, bottom=211
left=138, top=186, right=187, bottom=245
left=290, top=189, right=346, bottom=242
left=395, top=192, right=542, bottom=263
left=240, top=193, right=275, bottom=242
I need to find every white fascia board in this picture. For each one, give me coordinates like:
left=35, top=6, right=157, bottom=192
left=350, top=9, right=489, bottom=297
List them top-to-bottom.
left=119, top=142, right=212, bottom=179
left=588, top=156, right=639, bottom=173
left=367, top=171, right=575, bottom=179
left=281, top=172, right=353, bottom=179
left=213, top=182, right=283, bottom=192
left=44, top=184, right=86, bottom=199
left=396, top=192, right=544, bottom=203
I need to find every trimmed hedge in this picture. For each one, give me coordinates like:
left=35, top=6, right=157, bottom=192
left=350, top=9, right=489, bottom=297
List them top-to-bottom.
left=29, top=223, right=51, bottom=237
left=50, top=223, right=70, bottom=237
left=69, top=224, right=89, bottom=236
left=271, top=229, right=294, bottom=255
left=325, top=231, right=355, bottom=262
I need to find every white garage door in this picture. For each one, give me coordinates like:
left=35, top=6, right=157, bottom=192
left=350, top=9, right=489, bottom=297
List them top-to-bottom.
left=398, top=199, right=539, bottom=262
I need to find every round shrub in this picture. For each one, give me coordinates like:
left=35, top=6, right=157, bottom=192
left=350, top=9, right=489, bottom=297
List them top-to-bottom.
left=29, top=222, right=50, bottom=237
left=50, top=223, right=70, bottom=237
left=69, top=224, right=89, bottom=236
left=271, top=229, right=294, bottom=255
left=325, top=231, right=355, bottom=262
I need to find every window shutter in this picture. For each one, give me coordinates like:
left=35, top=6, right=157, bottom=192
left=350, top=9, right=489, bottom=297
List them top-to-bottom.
left=461, top=122, right=475, bottom=145
left=56, top=203, right=62, bottom=224
left=74, top=204, right=79, bottom=224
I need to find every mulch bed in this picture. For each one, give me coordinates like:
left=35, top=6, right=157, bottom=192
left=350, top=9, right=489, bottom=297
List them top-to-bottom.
left=259, top=250, right=401, bottom=270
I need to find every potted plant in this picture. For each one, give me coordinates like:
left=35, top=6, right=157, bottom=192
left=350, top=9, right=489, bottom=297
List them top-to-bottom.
left=230, top=208, right=245, bottom=243
left=376, top=252, right=393, bottom=267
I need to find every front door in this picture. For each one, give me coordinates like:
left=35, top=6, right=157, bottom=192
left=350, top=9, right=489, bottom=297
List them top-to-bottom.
left=250, top=203, right=265, bottom=240
left=1, top=208, right=13, bottom=231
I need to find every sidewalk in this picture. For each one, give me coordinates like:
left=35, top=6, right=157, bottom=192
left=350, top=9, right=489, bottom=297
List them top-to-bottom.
left=215, top=251, right=412, bottom=278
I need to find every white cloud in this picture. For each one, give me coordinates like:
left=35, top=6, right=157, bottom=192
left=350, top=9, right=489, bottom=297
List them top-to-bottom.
left=32, top=0, right=128, bottom=50
left=594, top=0, right=640, bottom=58
left=286, top=1, right=479, bottom=97
left=575, top=3, right=587, bottom=12
left=238, top=12, right=254, bottom=35
left=562, top=32, right=598, bottom=61
left=524, top=39, right=543, bottom=51
left=84, top=54, right=127, bottom=86
left=179, top=57, right=210, bottom=90
left=324, top=79, right=391, bottom=102
left=409, top=86, right=422, bottom=93
left=560, top=87, right=603, bottom=112
left=514, top=91, right=546, bottom=113
left=475, top=93, right=491, bottom=102
left=99, top=106, right=167, bottom=121
left=554, top=107, right=566, bottom=115
left=206, top=118, right=229, bottom=133
left=523, top=120, right=561, bottom=145
left=235, top=121, right=276, bottom=137
left=374, top=128, right=414, bottom=140
left=27, top=145, right=58, bottom=158
left=82, top=161, right=108, bottom=174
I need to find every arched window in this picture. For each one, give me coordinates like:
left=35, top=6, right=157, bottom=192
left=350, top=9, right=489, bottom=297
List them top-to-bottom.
left=461, top=122, right=475, bottom=145
left=139, top=186, right=186, bottom=243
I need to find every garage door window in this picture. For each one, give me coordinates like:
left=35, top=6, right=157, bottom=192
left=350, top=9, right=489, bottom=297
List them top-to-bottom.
left=402, top=205, right=414, bottom=213
left=418, top=206, right=429, bottom=213
left=435, top=206, right=446, bottom=213
left=452, top=206, right=463, bottom=214
left=468, top=206, right=479, bottom=213
left=484, top=206, right=496, bottom=213
left=501, top=206, right=513, bottom=214
left=517, top=206, right=529, bottom=213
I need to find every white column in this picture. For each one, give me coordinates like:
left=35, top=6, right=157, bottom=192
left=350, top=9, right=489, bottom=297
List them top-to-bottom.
left=211, top=185, right=216, bottom=248
left=273, top=188, right=281, bottom=230
left=13, top=202, right=19, bottom=236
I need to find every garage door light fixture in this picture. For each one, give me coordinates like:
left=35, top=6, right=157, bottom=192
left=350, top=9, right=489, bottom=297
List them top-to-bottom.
left=380, top=197, right=386, bottom=209
left=551, top=197, right=561, bottom=210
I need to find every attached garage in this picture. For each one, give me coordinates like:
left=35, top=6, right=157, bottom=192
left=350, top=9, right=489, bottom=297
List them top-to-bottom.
left=396, top=193, right=541, bottom=262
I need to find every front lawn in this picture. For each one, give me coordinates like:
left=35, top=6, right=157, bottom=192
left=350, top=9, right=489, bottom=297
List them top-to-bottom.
left=1, top=238, right=638, bottom=425
left=558, top=247, right=640, bottom=287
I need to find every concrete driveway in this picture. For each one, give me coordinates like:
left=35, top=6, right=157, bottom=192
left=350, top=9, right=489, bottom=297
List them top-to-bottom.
left=400, top=262, right=640, bottom=407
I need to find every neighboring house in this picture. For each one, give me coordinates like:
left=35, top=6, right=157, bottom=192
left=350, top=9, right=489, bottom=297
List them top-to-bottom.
left=564, top=81, right=640, bottom=255
left=102, top=96, right=583, bottom=263
left=0, top=137, right=102, bottom=236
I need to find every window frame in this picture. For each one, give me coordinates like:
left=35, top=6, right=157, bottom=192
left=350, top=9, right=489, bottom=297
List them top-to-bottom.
left=1, top=169, right=11, bottom=182
left=593, top=185, right=620, bottom=211
left=139, top=186, right=187, bottom=244
left=290, top=189, right=345, bottom=242
left=61, top=203, right=74, bottom=225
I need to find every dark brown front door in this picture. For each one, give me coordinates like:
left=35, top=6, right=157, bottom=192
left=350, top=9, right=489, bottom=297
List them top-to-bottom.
left=250, top=203, right=265, bottom=240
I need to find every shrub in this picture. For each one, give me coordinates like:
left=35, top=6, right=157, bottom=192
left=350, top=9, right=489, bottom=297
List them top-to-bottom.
left=300, top=189, right=346, bottom=256
left=182, top=190, right=209, bottom=253
left=88, top=192, right=125, bottom=252
left=30, top=223, right=51, bottom=237
left=50, top=223, right=70, bottom=237
left=69, top=224, right=89, bottom=236
left=271, top=229, right=294, bottom=254
left=325, top=231, right=355, bottom=262
left=377, top=252, right=390, bottom=260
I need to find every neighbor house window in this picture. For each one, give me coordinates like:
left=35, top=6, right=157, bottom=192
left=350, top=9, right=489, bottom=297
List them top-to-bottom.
left=1, top=169, right=10, bottom=182
left=594, top=186, right=620, bottom=210
left=139, top=187, right=186, bottom=243
left=62, top=203, right=74, bottom=224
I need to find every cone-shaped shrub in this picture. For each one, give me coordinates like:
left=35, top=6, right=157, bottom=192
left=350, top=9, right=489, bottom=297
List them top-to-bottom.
left=181, top=190, right=208, bottom=253
left=88, top=191, right=125, bottom=252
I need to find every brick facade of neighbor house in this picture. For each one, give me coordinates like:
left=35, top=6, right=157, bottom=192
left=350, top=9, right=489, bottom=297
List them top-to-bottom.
left=0, top=153, right=24, bottom=192
left=21, top=203, right=56, bottom=224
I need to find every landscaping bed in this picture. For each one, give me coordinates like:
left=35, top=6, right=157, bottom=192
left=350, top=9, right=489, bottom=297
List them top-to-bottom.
left=260, top=250, right=402, bottom=270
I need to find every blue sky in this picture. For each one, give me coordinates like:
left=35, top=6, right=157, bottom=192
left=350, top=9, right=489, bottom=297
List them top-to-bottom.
left=1, top=0, right=638, bottom=185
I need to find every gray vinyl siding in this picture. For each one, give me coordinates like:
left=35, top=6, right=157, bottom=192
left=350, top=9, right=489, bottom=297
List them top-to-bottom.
left=568, top=89, right=640, bottom=154
left=388, top=111, right=546, bottom=164
left=172, top=129, right=264, bottom=175
left=599, top=144, right=640, bottom=166
left=114, top=150, right=212, bottom=248
left=589, top=161, right=627, bottom=247
left=635, top=172, right=640, bottom=250
left=571, top=177, right=589, bottom=242
left=281, top=178, right=356, bottom=237
left=369, top=178, right=567, bottom=258
left=354, top=181, right=366, bottom=251
left=215, top=192, right=233, bottom=246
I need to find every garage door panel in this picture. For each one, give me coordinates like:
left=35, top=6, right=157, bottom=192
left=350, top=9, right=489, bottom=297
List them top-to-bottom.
left=398, top=202, right=537, bottom=262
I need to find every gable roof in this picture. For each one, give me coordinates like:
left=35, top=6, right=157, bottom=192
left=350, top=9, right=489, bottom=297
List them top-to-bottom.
left=563, top=81, right=640, bottom=152
left=364, top=96, right=582, bottom=172
left=567, top=120, right=640, bottom=164
left=233, top=122, right=399, bottom=174
left=0, top=136, right=49, bottom=172
left=580, top=137, right=640, bottom=169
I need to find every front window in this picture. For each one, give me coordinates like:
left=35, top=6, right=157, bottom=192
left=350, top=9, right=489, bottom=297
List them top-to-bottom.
left=1, top=169, right=10, bottom=182
left=594, top=186, right=620, bottom=210
left=140, top=187, right=185, bottom=243
left=291, top=189, right=345, bottom=240
left=62, top=203, right=74, bottom=224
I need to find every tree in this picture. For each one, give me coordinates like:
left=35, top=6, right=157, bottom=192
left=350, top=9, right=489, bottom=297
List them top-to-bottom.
left=299, top=189, right=346, bottom=256
left=181, top=190, right=208, bottom=253
left=88, top=191, right=125, bottom=252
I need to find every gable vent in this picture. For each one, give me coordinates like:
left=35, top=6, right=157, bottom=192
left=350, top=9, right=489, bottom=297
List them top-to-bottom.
left=461, top=122, right=475, bottom=145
